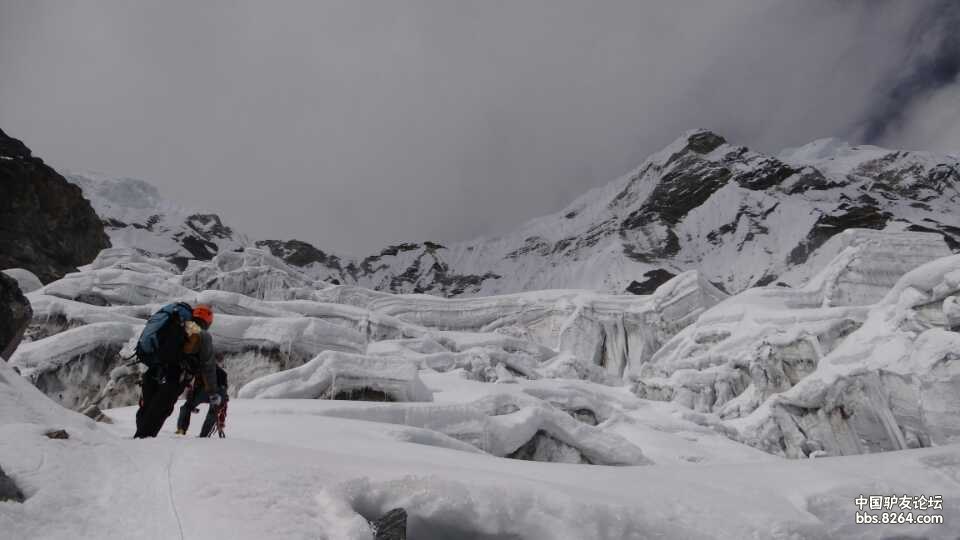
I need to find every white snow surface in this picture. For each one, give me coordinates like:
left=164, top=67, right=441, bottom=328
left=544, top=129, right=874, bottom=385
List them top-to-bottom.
left=2, top=268, right=43, bottom=293
left=238, top=351, right=433, bottom=403
left=2, top=358, right=960, bottom=539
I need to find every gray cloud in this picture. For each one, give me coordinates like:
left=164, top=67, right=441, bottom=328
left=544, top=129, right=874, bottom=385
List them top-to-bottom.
left=856, top=0, right=960, bottom=153
left=0, top=1, right=955, bottom=254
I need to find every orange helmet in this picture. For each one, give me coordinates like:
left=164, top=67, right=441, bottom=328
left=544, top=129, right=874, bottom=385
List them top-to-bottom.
left=192, top=304, right=214, bottom=328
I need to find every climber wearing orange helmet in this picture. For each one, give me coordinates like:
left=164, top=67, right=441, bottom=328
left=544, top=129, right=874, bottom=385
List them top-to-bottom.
left=134, top=302, right=219, bottom=438
left=176, top=304, right=227, bottom=437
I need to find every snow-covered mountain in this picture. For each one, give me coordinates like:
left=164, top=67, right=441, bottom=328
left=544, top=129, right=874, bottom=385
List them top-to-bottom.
left=68, top=130, right=960, bottom=299
left=338, top=130, right=960, bottom=296
left=67, top=171, right=249, bottom=269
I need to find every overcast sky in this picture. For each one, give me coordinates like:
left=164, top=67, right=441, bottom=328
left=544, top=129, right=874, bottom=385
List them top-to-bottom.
left=1, top=1, right=958, bottom=254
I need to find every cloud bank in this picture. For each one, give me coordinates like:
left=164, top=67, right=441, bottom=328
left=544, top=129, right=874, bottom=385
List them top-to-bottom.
left=0, top=1, right=956, bottom=252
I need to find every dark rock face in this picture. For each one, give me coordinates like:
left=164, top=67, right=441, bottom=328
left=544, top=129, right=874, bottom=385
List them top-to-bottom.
left=0, top=128, right=110, bottom=282
left=686, top=130, right=727, bottom=154
left=787, top=204, right=893, bottom=266
left=186, top=213, right=236, bottom=240
left=178, top=234, right=218, bottom=260
left=261, top=238, right=501, bottom=296
left=256, top=239, right=344, bottom=270
left=626, top=269, right=677, bottom=295
left=0, top=272, right=32, bottom=360
left=330, top=387, right=395, bottom=402
left=506, top=430, right=594, bottom=464
left=0, top=464, right=25, bottom=503
left=371, top=508, right=407, bottom=540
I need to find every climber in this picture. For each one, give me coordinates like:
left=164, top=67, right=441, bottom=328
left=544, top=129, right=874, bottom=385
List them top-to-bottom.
left=133, top=303, right=217, bottom=438
left=173, top=304, right=225, bottom=437
left=176, top=360, right=229, bottom=437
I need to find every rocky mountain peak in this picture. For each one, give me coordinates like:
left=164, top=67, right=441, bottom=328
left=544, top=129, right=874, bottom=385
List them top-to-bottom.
left=0, top=128, right=32, bottom=160
left=0, top=129, right=110, bottom=282
left=51, top=129, right=960, bottom=297
left=680, top=129, right=727, bottom=155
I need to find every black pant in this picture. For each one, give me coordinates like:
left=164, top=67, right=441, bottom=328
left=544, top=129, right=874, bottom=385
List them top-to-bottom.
left=134, top=364, right=186, bottom=438
left=176, top=386, right=225, bottom=437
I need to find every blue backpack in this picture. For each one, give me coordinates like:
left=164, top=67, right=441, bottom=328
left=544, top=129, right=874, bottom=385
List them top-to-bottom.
left=136, top=302, right=194, bottom=368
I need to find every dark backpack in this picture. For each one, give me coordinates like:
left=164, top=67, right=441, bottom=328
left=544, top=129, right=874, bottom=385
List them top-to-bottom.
left=136, top=302, right=193, bottom=368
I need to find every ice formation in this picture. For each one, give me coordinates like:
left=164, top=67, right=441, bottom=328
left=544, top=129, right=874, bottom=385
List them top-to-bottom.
left=635, top=233, right=960, bottom=458
left=14, top=246, right=730, bottom=415
left=180, top=248, right=329, bottom=300
left=317, top=269, right=726, bottom=379
left=238, top=351, right=433, bottom=403
left=286, top=389, right=650, bottom=465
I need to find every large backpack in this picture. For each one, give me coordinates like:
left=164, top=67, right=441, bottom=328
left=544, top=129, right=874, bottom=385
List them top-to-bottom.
left=136, top=302, right=193, bottom=368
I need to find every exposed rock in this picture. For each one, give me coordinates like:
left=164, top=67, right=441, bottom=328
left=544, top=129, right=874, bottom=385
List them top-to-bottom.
left=0, top=128, right=110, bottom=282
left=285, top=129, right=960, bottom=297
left=255, top=239, right=343, bottom=270
left=625, top=269, right=676, bottom=295
left=0, top=272, right=32, bottom=360
left=331, top=388, right=395, bottom=402
left=81, top=404, right=113, bottom=423
left=566, top=408, right=599, bottom=426
left=44, top=429, right=69, bottom=439
left=507, top=430, right=594, bottom=464
left=0, top=465, right=25, bottom=503
left=370, top=508, right=407, bottom=540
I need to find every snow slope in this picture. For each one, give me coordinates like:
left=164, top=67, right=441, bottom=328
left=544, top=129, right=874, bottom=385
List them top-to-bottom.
left=2, top=357, right=960, bottom=539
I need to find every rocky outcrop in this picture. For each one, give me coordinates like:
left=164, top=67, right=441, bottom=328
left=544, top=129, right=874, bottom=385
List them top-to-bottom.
left=0, top=129, right=110, bottom=283
left=256, top=239, right=344, bottom=272
left=259, top=239, right=502, bottom=295
left=0, top=272, right=32, bottom=360
left=0, top=464, right=24, bottom=503
left=370, top=508, right=407, bottom=540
